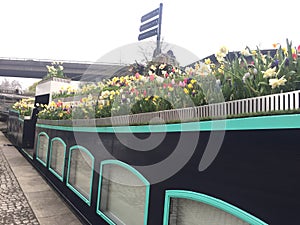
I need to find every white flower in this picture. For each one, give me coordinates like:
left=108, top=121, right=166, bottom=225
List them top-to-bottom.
left=219, top=46, right=229, bottom=55
left=195, top=62, right=211, bottom=76
left=185, top=66, right=193, bottom=75
left=262, top=67, right=277, bottom=78
left=252, top=68, right=258, bottom=75
left=242, top=72, right=251, bottom=83
left=156, top=76, right=164, bottom=83
left=269, top=76, right=287, bottom=89
left=101, top=90, right=110, bottom=99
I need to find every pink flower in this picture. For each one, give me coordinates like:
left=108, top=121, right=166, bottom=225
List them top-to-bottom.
left=297, top=45, right=300, bottom=52
left=292, top=53, right=297, bottom=60
left=135, top=73, right=140, bottom=79
left=150, top=74, right=155, bottom=81
left=183, top=78, right=188, bottom=84
left=171, top=79, right=175, bottom=85
left=179, top=81, right=186, bottom=87
left=143, top=90, right=147, bottom=96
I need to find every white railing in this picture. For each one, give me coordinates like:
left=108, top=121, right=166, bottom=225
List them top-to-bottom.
left=40, top=90, right=300, bottom=126
left=122, top=90, right=300, bottom=125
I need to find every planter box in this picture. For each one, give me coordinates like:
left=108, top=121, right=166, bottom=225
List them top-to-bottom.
left=36, top=77, right=71, bottom=102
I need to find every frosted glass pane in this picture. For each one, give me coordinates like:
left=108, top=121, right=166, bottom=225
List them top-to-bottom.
left=37, top=135, right=48, bottom=163
left=50, top=140, right=65, bottom=177
left=68, top=149, right=92, bottom=199
left=100, top=164, right=146, bottom=225
left=169, top=198, right=249, bottom=225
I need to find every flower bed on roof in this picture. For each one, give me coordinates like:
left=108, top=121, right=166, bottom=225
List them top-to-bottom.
left=18, top=39, right=300, bottom=121
left=12, top=98, right=35, bottom=117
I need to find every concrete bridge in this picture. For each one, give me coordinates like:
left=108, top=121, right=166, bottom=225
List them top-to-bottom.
left=0, top=58, right=127, bottom=81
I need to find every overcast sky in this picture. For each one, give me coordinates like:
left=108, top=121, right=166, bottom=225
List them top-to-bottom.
left=1, top=0, right=299, bottom=89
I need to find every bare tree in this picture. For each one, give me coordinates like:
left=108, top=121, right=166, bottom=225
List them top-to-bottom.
left=138, top=38, right=169, bottom=63
left=0, top=79, right=23, bottom=93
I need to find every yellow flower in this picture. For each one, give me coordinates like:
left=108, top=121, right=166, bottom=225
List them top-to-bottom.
left=282, top=47, right=287, bottom=55
left=215, top=51, right=225, bottom=63
left=260, top=54, right=267, bottom=64
left=204, top=58, right=211, bottom=65
left=159, top=63, right=166, bottom=69
left=150, top=64, right=156, bottom=70
left=218, top=67, right=224, bottom=74
left=262, top=67, right=277, bottom=78
left=269, top=76, right=287, bottom=89
left=112, top=77, right=119, bottom=83
left=191, top=79, right=197, bottom=84
left=187, top=83, right=193, bottom=89
left=168, top=86, right=174, bottom=92
left=183, top=88, right=189, bottom=94
left=49, top=101, right=56, bottom=107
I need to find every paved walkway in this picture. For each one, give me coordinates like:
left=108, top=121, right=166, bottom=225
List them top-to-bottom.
left=0, top=132, right=82, bottom=225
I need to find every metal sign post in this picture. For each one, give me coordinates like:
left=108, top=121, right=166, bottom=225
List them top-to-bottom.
left=138, top=3, right=163, bottom=57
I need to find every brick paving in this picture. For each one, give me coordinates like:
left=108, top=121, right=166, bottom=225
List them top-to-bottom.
left=0, top=148, right=40, bottom=225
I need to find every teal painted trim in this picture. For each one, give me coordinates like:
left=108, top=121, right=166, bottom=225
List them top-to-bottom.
left=9, top=109, right=20, bottom=115
left=37, top=114, right=300, bottom=132
left=36, top=132, right=49, bottom=167
left=48, top=137, right=66, bottom=182
left=66, top=145, right=94, bottom=206
left=21, top=148, right=33, bottom=160
left=96, top=160, right=150, bottom=225
left=163, top=190, right=268, bottom=225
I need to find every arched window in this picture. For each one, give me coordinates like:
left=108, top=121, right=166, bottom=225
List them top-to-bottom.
left=36, top=132, right=49, bottom=167
left=49, top=137, right=66, bottom=181
left=66, top=145, right=94, bottom=206
left=97, top=160, right=150, bottom=225
left=163, top=190, right=268, bottom=225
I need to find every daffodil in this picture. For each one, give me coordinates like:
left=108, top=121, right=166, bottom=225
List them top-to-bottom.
left=219, top=46, right=229, bottom=55
left=240, top=49, right=251, bottom=56
left=262, top=67, right=277, bottom=78
left=269, top=76, right=287, bottom=89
